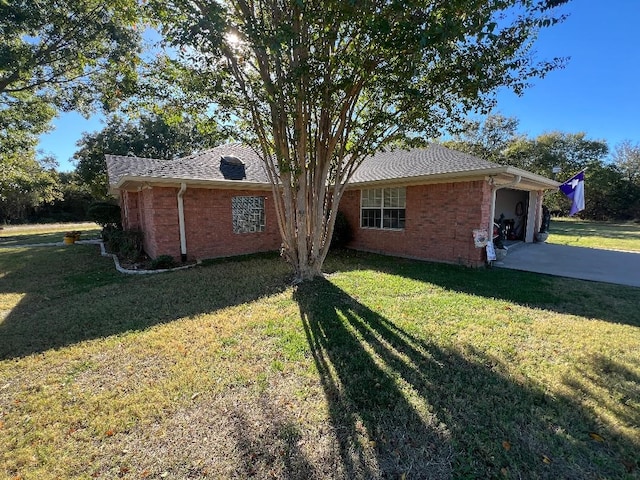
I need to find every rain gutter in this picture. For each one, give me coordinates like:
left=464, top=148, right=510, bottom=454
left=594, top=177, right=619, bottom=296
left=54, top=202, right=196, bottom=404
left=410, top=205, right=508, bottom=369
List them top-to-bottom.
left=177, top=182, right=187, bottom=262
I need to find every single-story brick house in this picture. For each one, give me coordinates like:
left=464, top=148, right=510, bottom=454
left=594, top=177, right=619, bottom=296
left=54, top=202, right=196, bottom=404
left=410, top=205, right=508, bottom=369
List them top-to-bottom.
left=105, top=143, right=559, bottom=267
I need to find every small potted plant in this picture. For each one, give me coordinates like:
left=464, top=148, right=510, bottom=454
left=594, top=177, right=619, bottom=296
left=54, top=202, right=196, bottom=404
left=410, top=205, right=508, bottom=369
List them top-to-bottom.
left=63, top=231, right=81, bottom=244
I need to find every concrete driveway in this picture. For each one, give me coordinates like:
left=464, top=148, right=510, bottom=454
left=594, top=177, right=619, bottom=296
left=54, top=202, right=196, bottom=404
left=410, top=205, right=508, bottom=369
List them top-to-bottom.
left=496, top=243, right=640, bottom=288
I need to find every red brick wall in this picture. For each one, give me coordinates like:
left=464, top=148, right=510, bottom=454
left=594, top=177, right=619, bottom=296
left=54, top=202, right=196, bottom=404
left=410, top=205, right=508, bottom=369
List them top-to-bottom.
left=131, top=180, right=491, bottom=266
left=340, top=181, right=492, bottom=267
left=138, top=186, right=281, bottom=261
left=147, top=187, right=181, bottom=259
left=183, top=188, right=281, bottom=259
left=119, top=189, right=160, bottom=258
left=120, top=191, right=140, bottom=230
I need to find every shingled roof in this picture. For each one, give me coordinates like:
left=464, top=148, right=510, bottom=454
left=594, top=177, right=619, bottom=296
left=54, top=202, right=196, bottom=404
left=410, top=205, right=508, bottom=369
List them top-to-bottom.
left=106, top=143, right=556, bottom=191
left=106, top=144, right=269, bottom=188
left=351, top=144, right=502, bottom=184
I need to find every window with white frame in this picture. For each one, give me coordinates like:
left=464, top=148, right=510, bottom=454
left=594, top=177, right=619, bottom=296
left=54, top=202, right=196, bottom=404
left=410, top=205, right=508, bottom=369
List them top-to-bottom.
left=361, top=187, right=406, bottom=229
left=232, top=196, right=265, bottom=233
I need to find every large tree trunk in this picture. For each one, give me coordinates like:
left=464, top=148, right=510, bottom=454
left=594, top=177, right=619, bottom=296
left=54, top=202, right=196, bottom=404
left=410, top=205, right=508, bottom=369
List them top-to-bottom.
left=265, top=145, right=349, bottom=283
left=276, top=170, right=340, bottom=283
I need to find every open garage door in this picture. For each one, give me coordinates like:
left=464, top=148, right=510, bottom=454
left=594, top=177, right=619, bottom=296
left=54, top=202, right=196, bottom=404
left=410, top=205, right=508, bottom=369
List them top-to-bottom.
left=494, top=189, right=537, bottom=243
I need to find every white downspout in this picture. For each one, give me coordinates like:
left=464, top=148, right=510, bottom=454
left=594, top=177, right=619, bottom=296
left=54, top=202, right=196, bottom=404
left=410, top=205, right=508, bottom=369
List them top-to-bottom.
left=489, top=175, right=522, bottom=240
left=177, top=183, right=187, bottom=262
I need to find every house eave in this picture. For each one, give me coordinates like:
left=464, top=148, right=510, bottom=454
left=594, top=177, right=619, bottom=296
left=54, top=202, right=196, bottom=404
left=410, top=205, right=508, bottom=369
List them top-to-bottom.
left=109, top=166, right=559, bottom=194
left=346, top=166, right=560, bottom=190
left=502, top=166, right=561, bottom=189
left=113, top=175, right=272, bottom=192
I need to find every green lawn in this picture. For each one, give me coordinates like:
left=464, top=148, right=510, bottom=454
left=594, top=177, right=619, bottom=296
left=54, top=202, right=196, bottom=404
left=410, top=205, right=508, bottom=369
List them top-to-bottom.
left=548, top=217, right=640, bottom=251
left=1, top=224, right=639, bottom=479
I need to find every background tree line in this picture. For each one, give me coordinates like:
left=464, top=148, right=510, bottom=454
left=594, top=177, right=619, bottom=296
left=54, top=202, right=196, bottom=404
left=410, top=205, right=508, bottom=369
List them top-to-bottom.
left=0, top=0, right=139, bottom=223
left=0, top=111, right=226, bottom=223
left=3, top=112, right=640, bottom=224
left=443, top=114, right=640, bottom=220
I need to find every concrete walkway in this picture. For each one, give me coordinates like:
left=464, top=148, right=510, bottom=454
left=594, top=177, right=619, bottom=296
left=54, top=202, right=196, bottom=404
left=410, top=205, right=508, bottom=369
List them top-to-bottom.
left=496, top=242, right=640, bottom=288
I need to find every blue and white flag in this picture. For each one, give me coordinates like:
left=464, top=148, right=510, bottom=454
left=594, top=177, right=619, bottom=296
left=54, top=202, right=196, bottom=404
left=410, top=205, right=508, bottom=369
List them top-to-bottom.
left=559, top=170, right=585, bottom=216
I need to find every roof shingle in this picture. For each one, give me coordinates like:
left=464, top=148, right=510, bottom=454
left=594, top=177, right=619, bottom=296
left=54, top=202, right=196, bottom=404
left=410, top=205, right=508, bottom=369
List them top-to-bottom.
left=106, top=143, right=508, bottom=188
left=106, top=144, right=269, bottom=187
left=351, top=144, right=501, bottom=184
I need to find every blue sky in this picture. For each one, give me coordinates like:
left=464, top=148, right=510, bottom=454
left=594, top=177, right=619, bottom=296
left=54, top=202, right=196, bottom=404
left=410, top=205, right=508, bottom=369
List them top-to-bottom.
left=39, top=1, right=640, bottom=172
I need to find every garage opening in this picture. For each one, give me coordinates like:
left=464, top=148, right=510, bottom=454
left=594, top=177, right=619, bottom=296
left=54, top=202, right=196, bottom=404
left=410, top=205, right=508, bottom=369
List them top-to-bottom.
left=495, top=189, right=530, bottom=242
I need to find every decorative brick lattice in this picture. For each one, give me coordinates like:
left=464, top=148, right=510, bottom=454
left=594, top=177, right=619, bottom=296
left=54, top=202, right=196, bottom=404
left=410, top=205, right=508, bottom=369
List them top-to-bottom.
left=232, top=196, right=265, bottom=233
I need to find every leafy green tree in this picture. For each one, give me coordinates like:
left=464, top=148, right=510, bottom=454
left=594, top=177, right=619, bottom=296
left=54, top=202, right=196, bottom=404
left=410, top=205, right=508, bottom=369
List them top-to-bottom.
left=0, top=0, right=142, bottom=155
left=149, top=0, right=569, bottom=281
left=0, top=96, right=56, bottom=158
left=74, top=113, right=226, bottom=198
left=442, top=114, right=635, bottom=218
left=444, top=114, right=523, bottom=163
left=445, top=117, right=608, bottom=178
left=494, top=131, right=606, bottom=186
left=500, top=132, right=608, bottom=217
left=514, top=132, right=607, bottom=177
left=613, top=140, right=640, bottom=185
left=609, top=141, right=640, bottom=220
left=0, top=153, right=61, bottom=223
left=578, top=162, right=633, bottom=220
left=30, top=172, right=95, bottom=223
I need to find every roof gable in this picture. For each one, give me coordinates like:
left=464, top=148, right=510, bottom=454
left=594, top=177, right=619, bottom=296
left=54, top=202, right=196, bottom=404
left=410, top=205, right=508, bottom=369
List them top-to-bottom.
left=105, top=144, right=268, bottom=188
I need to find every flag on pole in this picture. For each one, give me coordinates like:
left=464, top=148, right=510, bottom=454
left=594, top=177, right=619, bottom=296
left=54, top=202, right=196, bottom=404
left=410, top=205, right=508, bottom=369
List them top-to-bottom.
left=559, top=170, right=585, bottom=216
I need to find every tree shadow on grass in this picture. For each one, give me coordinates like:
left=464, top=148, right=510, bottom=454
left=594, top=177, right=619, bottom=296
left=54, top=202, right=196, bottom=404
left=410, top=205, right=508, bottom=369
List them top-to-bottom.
left=0, top=246, right=289, bottom=360
left=324, top=250, right=640, bottom=328
left=294, top=278, right=636, bottom=479
left=562, top=354, right=640, bottom=436
left=104, top=388, right=319, bottom=479
left=227, top=396, right=320, bottom=479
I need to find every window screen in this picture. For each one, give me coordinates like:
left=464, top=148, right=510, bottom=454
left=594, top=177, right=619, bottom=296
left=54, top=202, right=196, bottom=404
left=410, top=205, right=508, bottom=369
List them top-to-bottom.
left=360, top=187, right=406, bottom=229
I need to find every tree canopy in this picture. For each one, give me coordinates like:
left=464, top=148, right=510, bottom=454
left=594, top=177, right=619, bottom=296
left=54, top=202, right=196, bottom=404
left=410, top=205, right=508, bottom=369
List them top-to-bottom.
left=0, top=0, right=142, bottom=151
left=149, top=0, right=569, bottom=281
left=74, top=113, right=227, bottom=199
left=443, top=114, right=640, bottom=220
left=444, top=114, right=524, bottom=163
left=609, top=140, right=640, bottom=220
left=613, top=140, right=640, bottom=185
left=0, top=153, right=60, bottom=223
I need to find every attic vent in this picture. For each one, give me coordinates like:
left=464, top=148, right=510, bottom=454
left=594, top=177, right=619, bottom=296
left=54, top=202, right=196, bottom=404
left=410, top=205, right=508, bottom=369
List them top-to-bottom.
left=220, top=155, right=247, bottom=180
left=221, top=155, right=244, bottom=166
